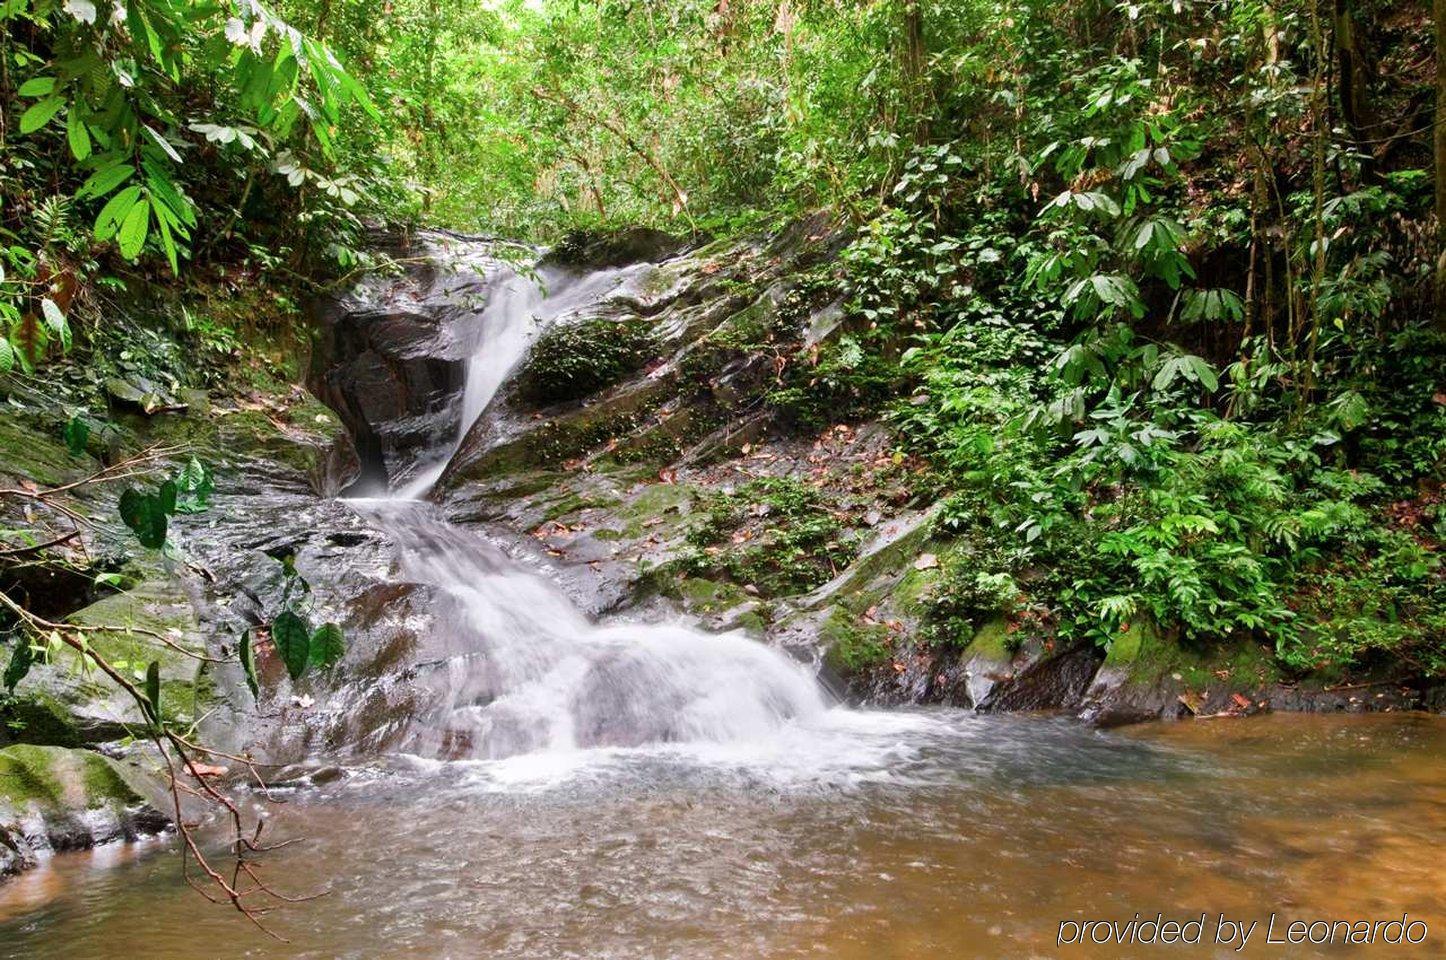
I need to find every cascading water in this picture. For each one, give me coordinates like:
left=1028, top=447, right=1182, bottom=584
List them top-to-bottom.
left=351, top=248, right=834, bottom=763
left=390, top=256, right=663, bottom=500
left=350, top=500, right=826, bottom=762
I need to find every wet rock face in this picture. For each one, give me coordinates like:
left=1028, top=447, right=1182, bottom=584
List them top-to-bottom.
left=308, top=233, right=512, bottom=492
left=0, top=744, right=169, bottom=878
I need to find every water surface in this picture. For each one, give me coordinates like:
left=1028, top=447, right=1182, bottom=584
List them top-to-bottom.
left=3, top=711, right=1443, bottom=959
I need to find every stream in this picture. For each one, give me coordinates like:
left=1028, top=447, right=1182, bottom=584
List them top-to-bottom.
left=2, top=243, right=1443, bottom=958
left=2, top=712, right=1444, bottom=958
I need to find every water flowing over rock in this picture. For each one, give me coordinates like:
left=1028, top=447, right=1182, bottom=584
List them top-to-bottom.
left=349, top=500, right=825, bottom=759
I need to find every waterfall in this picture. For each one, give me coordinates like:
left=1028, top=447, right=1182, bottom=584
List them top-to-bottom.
left=348, top=247, right=832, bottom=762
left=390, top=255, right=661, bottom=500
left=350, top=501, right=827, bottom=761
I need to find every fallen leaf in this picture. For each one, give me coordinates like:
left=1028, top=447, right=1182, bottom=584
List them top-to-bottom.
left=914, top=553, right=939, bottom=571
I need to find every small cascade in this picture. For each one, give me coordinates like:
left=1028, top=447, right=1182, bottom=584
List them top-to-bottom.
left=390, top=254, right=659, bottom=500
left=350, top=500, right=826, bottom=760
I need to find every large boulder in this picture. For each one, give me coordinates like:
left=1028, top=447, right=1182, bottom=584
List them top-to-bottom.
left=307, top=232, right=511, bottom=492
left=0, top=744, right=169, bottom=878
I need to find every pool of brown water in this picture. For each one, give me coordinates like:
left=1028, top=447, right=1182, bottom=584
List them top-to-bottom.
left=2, top=710, right=1443, bottom=959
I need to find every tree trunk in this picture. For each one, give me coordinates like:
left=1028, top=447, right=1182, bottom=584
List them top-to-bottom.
left=901, top=0, right=929, bottom=143
left=1332, top=0, right=1375, bottom=176
left=1437, top=0, right=1446, bottom=329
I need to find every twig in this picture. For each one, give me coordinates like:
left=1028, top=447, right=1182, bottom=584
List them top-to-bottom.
left=0, top=530, right=80, bottom=557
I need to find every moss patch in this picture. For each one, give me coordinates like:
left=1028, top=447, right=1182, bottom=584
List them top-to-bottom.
left=516, top=316, right=659, bottom=406
left=0, top=416, right=88, bottom=488
left=821, top=607, right=892, bottom=673
left=962, top=618, right=1013, bottom=662
left=0, top=744, right=143, bottom=811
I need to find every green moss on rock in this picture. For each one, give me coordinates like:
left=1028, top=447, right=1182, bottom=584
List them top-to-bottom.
left=516, top=317, right=658, bottom=406
left=821, top=608, right=892, bottom=673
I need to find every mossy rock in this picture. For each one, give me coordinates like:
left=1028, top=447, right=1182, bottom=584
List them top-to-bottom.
left=542, top=227, right=685, bottom=269
left=515, top=316, right=659, bottom=407
left=464, top=378, right=672, bottom=476
left=0, top=414, right=90, bottom=488
left=7, top=559, right=215, bottom=744
left=675, top=577, right=751, bottom=614
left=820, top=607, right=893, bottom=673
left=961, top=617, right=1013, bottom=662
left=0, top=744, right=144, bottom=811
left=0, top=744, right=168, bottom=876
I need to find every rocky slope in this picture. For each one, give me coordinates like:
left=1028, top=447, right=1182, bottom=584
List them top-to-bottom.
left=311, top=222, right=1442, bottom=726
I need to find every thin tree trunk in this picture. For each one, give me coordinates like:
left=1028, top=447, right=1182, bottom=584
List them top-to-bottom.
left=901, top=0, right=929, bottom=143
left=1302, top=0, right=1330, bottom=399
left=1332, top=0, right=1375, bottom=178
left=1436, top=0, right=1446, bottom=329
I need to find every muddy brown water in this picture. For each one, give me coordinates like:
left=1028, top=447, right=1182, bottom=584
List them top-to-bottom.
left=1, top=711, right=1443, bottom=959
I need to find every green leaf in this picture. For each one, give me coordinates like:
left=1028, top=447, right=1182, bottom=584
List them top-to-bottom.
left=17, top=77, right=56, bottom=97
left=20, top=96, right=65, bottom=134
left=66, top=107, right=92, bottom=160
left=144, top=124, right=182, bottom=163
left=78, top=162, right=136, bottom=200
left=94, top=184, right=142, bottom=241
left=117, top=198, right=150, bottom=258
left=154, top=207, right=179, bottom=274
left=40, top=297, right=70, bottom=350
left=0, top=338, right=13, bottom=373
left=1186, top=356, right=1219, bottom=392
left=63, top=415, right=89, bottom=456
left=173, top=457, right=214, bottom=512
left=157, top=478, right=177, bottom=515
left=118, top=486, right=169, bottom=549
left=270, top=610, right=311, bottom=682
left=308, top=622, right=345, bottom=669
left=238, top=629, right=260, bottom=701
left=3, top=639, right=34, bottom=693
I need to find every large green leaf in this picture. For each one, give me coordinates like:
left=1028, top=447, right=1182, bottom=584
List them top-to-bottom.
left=17, top=77, right=56, bottom=97
left=19, top=96, right=65, bottom=134
left=66, top=108, right=92, bottom=160
left=78, top=163, right=135, bottom=200
left=94, top=185, right=143, bottom=241
left=117, top=198, right=151, bottom=258
left=40, top=298, right=70, bottom=350
left=63, top=415, right=89, bottom=457
left=173, top=457, right=214, bottom=512
left=118, top=486, right=169, bottom=549
left=270, top=610, right=311, bottom=681
left=308, top=622, right=345, bottom=670
left=238, top=629, right=260, bottom=701
left=3, top=639, right=34, bottom=693
left=142, top=660, right=161, bottom=728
